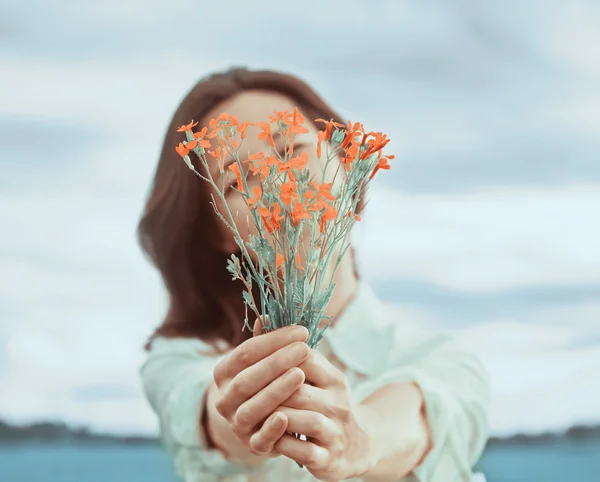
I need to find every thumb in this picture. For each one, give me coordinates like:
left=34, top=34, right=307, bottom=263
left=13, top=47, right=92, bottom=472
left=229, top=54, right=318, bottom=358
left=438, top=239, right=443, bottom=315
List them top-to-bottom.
left=253, top=316, right=270, bottom=337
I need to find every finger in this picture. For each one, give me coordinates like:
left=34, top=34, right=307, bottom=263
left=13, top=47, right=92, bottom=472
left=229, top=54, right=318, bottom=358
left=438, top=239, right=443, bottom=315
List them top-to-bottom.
left=253, top=317, right=267, bottom=336
left=214, top=324, right=308, bottom=384
left=216, top=342, right=310, bottom=419
left=299, top=350, right=346, bottom=389
left=234, top=367, right=305, bottom=433
left=282, top=383, right=330, bottom=414
left=277, top=407, right=338, bottom=444
left=249, top=411, right=289, bottom=455
left=275, top=433, right=329, bottom=469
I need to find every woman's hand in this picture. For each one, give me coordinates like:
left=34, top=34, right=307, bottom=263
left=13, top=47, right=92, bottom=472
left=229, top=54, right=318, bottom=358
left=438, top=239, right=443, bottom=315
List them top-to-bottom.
left=207, top=323, right=311, bottom=462
left=274, top=350, right=379, bottom=482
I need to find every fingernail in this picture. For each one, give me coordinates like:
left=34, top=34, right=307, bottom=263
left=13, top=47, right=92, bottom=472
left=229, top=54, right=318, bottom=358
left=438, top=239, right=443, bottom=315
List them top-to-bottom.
left=290, top=325, right=309, bottom=339
left=290, top=342, right=309, bottom=360
left=286, top=367, right=304, bottom=384
left=271, top=412, right=285, bottom=426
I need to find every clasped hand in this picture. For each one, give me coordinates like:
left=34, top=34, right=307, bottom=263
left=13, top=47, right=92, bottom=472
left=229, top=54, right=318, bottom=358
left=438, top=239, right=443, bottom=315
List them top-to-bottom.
left=211, top=321, right=376, bottom=481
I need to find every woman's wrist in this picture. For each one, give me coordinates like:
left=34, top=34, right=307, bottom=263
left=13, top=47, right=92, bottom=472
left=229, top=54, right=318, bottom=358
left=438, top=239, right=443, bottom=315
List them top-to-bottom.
left=358, top=382, right=432, bottom=479
left=356, top=404, right=387, bottom=471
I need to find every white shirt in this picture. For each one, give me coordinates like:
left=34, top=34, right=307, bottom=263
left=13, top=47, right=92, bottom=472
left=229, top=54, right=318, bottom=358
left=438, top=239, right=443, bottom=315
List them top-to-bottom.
left=140, top=283, right=490, bottom=481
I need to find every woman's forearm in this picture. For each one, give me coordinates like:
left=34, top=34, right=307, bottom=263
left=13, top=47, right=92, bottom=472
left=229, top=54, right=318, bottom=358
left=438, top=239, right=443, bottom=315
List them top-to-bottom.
left=359, top=382, right=432, bottom=480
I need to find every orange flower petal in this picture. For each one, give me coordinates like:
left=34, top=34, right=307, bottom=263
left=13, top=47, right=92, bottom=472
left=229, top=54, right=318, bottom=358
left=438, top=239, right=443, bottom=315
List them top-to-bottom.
left=176, top=120, right=198, bottom=133
left=276, top=253, right=284, bottom=268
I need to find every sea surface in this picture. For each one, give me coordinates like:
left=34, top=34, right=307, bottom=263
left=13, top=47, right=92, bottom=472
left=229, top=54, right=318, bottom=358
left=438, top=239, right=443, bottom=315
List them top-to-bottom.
left=0, top=441, right=599, bottom=482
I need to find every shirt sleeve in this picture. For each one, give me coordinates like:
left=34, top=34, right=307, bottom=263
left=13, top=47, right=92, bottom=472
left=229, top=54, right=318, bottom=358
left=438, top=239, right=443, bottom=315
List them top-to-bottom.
left=352, top=329, right=491, bottom=482
left=140, top=336, right=264, bottom=482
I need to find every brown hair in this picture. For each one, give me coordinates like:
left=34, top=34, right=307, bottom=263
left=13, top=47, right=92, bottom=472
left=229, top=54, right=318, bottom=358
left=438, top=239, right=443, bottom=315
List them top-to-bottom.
left=138, top=67, right=364, bottom=349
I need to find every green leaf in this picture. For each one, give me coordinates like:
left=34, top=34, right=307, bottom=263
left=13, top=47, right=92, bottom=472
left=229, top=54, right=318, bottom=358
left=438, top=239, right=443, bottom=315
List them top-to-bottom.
left=331, top=129, right=345, bottom=145
left=226, top=254, right=242, bottom=281
left=315, top=284, right=335, bottom=309
left=242, top=290, right=253, bottom=308
left=267, top=295, right=282, bottom=329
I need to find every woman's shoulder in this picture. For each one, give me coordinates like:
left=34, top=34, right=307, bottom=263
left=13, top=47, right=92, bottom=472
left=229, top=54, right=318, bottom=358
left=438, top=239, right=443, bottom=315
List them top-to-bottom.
left=323, top=282, right=461, bottom=375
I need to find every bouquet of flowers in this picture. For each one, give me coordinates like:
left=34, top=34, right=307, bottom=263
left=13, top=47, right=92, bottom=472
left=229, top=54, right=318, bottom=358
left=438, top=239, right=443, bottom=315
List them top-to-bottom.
left=175, top=108, right=392, bottom=349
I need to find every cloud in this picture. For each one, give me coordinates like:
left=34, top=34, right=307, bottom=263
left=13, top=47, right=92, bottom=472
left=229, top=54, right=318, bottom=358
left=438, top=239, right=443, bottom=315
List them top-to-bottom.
left=3, top=0, right=600, bottom=195
left=356, top=184, right=600, bottom=291
left=370, top=278, right=600, bottom=330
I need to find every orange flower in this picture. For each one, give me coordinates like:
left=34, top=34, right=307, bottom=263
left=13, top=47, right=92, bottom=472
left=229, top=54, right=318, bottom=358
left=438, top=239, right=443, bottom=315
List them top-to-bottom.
left=289, top=107, right=309, bottom=135
left=269, top=110, right=292, bottom=125
left=209, top=113, right=238, bottom=129
left=315, top=118, right=344, bottom=157
left=315, top=118, right=344, bottom=139
left=176, top=120, right=198, bottom=133
left=342, top=121, right=364, bottom=149
left=239, top=122, right=250, bottom=139
left=256, top=122, right=275, bottom=147
left=193, top=127, right=212, bottom=148
left=193, top=127, right=207, bottom=138
left=316, top=131, right=327, bottom=158
left=361, top=132, right=390, bottom=159
left=342, top=138, right=360, bottom=170
left=186, top=140, right=198, bottom=150
left=175, top=142, right=190, bottom=158
left=207, top=146, right=222, bottom=158
left=208, top=146, right=225, bottom=173
left=279, top=151, right=308, bottom=172
left=248, top=153, right=276, bottom=178
left=370, top=155, right=393, bottom=179
left=249, top=161, right=271, bottom=178
left=228, top=162, right=244, bottom=191
left=280, top=181, right=299, bottom=206
left=311, top=182, right=336, bottom=201
left=247, top=186, right=262, bottom=208
left=307, top=197, right=325, bottom=211
left=258, top=202, right=283, bottom=233
left=292, top=203, right=311, bottom=225
left=320, top=204, right=337, bottom=233
left=346, top=210, right=361, bottom=221
left=276, top=252, right=284, bottom=268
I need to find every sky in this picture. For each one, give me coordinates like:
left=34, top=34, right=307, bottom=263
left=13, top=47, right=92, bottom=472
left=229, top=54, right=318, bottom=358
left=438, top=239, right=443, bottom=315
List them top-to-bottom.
left=0, top=0, right=599, bottom=437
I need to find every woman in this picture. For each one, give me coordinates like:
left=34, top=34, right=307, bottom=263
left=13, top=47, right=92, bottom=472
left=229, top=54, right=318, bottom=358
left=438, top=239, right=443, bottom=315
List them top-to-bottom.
left=139, top=67, right=490, bottom=482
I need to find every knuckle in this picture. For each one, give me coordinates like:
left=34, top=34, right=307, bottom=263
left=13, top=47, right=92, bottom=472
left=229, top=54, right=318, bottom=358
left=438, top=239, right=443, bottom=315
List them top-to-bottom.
left=236, top=344, right=253, bottom=366
left=263, top=355, right=279, bottom=378
left=229, top=379, right=250, bottom=398
left=297, top=385, right=314, bottom=404
left=214, top=397, right=227, bottom=418
left=332, top=403, right=352, bottom=423
left=233, top=406, right=253, bottom=429
left=312, top=413, right=329, bottom=439
left=249, top=437, right=267, bottom=454
left=329, top=439, right=344, bottom=458
left=305, top=447, right=322, bottom=468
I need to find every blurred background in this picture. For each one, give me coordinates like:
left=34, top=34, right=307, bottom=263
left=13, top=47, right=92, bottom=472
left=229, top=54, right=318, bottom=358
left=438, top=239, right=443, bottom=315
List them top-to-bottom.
left=1, top=0, right=599, bottom=481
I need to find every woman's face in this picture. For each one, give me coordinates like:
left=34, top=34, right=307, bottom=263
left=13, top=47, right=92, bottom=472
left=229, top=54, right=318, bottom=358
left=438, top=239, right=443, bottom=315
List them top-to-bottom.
left=202, top=90, right=340, bottom=255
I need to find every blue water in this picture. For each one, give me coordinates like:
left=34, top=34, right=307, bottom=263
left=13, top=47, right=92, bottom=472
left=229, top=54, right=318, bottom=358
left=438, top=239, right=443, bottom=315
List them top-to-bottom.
left=0, top=442, right=598, bottom=482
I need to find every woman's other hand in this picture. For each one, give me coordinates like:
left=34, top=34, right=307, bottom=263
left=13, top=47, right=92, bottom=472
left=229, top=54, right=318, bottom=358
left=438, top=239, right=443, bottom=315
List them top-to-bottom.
left=206, top=322, right=310, bottom=463
left=275, top=350, right=378, bottom=481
